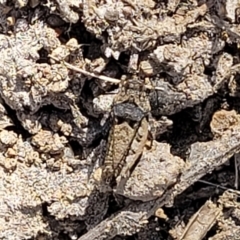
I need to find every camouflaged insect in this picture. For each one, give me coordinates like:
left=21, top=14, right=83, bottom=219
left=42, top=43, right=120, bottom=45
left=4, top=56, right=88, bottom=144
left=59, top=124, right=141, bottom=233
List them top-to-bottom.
left=101, top=78, right=151, bottom=188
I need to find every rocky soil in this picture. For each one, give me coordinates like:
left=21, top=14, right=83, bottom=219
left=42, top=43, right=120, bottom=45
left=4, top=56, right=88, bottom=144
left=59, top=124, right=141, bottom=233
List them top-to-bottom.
left=1, top=0, right=240, bottom=239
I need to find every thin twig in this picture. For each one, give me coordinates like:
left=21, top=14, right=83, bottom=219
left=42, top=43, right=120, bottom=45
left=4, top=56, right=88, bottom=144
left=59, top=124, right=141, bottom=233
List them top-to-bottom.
left=49, top=55, right=164, bottom=91
left=50, top=55, right=120, bottom=84
left=234, top=153, right=240, bottom=189
left=198, top=179, right=240, bottom=195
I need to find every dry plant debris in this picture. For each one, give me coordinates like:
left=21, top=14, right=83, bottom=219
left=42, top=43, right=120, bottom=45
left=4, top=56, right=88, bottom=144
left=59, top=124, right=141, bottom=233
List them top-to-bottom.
left=1, top=0, right=240, bottom=239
